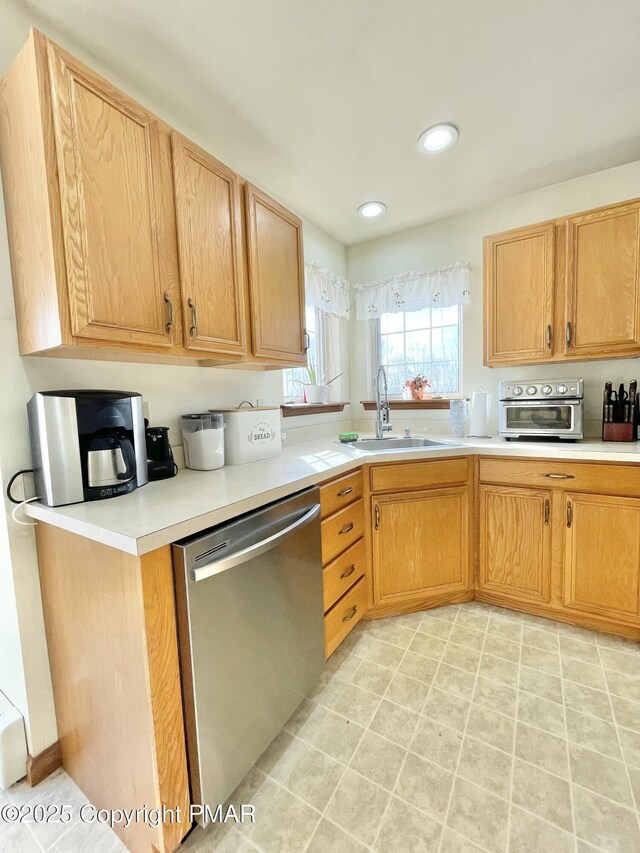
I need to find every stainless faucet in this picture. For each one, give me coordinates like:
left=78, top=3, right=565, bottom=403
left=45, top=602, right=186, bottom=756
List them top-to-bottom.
left=375, top=366, right=392, bottom=439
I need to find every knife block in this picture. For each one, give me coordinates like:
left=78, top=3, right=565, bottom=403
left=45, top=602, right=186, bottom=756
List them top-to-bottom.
left=602, top=421, right=636, bottom=442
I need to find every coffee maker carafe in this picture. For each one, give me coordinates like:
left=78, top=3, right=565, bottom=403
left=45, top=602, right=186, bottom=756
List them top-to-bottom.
left=28, top=390, right=148, bottom=506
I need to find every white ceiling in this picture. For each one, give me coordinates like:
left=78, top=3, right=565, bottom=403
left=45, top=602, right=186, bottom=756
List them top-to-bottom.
left=14, top=0, right=640, bottom=244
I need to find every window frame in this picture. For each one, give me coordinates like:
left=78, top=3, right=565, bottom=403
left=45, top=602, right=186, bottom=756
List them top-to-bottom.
left=371, top=305, right=463, bottom=399
left=282, top=306, right=327, bottom=402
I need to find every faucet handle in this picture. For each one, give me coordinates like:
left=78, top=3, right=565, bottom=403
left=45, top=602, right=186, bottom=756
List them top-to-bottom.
left=404, top=427, right=412, bottom=438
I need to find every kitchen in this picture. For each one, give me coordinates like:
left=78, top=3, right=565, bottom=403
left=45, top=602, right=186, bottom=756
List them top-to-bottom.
left=1, top=2, right=640, bottom=852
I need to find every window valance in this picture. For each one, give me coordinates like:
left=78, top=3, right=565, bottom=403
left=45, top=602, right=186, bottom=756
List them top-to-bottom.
left=354, top=262, right=472, bottom=320
left=305, top=263, right=351, bottom=319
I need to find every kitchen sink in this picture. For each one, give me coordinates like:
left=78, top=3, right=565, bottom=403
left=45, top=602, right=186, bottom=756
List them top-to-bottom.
left=339, top=437, right=461, bottom=451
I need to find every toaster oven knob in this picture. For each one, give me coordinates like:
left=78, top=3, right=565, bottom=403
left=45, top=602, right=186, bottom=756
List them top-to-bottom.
left=556, top=384, right=568, bottom=394
left=512, top=385, right=523, bottom=396
left=526, top=385, right=537, bottom=396
left=541, top=385, right=553, bottom=395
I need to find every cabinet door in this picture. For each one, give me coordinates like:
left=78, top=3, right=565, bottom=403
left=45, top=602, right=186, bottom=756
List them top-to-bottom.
left=47, top=43, right=178, bottom=348
left=171, top=133, right=248, bottom=356
left=244, top=184, right=306, bottom=364
left=565, top=201, right=640, bottom=357
left=484, top=224, right=555, bottom=365
left=479, top=486, right=552, bottom=604
left=372, top=488, right=469, bottom=606
left=564, top=493, right=640, bottom=622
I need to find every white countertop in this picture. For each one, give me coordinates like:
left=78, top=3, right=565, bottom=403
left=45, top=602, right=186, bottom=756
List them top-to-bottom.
left=26, top=435, right=640, bottom=555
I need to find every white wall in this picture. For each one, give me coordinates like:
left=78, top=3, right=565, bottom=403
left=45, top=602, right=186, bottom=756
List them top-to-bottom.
left=0, top=1, right=346, bottom=755
left=347, top=161, right=640, bottom=436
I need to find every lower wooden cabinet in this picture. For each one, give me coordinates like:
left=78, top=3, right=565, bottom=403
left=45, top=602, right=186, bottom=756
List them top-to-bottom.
left=477, top=458, right=640, bottom=637
left=478, top=485, right=552, bottom=604
left=372, top=487, right=470, bottom=607
left=564, top=492, right=640, bottom=622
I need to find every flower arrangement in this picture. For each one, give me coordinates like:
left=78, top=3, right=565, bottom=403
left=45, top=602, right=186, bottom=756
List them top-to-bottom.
left=403, top=374, right=432, bottom=400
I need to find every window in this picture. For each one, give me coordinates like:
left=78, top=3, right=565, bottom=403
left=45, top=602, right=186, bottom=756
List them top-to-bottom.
left=282, top=306, right=324, bottom=401
left=376, top=306, right=461, bottom=396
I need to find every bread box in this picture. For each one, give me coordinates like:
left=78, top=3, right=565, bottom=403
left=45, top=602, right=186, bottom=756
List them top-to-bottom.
left=212, top=406, right=282, bottom=465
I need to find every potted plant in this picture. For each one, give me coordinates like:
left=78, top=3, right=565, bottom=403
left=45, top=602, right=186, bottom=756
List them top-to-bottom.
left=298, top=359, right=343, bottom=404
left=403, top=374, right=432, bottom=401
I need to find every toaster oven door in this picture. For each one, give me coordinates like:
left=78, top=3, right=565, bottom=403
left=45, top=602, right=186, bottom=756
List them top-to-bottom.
left=500, top=400, right=583, bottom=438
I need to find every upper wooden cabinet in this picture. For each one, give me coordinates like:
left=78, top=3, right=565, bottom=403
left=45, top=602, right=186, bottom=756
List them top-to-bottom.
left=0, top=30, right=306, bottom=367
left=47, top=42, right=180, bottom=350
left=171, top=132, right=248, bottom=356
left=244, top=184, right=307, bottom=365
left=484, top=198, right=640, bottom=366
left=565, top=201, right=640, bottom=358
left=484, top=223, right=555, bottom=364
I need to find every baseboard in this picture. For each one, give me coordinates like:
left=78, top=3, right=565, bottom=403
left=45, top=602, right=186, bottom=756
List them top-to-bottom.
left=26, top=740, right=62, bottom=787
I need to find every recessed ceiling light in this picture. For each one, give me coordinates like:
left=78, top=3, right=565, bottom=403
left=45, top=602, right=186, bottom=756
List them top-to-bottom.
left=417, top=123, right=459, bottom=153
left=357, top=201, right=386, bottom=218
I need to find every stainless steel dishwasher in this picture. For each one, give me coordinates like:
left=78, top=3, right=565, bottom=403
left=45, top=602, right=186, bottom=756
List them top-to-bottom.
left=172, top=487, right=324, bottom=814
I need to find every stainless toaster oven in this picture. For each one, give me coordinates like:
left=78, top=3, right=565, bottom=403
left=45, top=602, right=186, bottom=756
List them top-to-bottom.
left=499, top=379, right=584, bottom=440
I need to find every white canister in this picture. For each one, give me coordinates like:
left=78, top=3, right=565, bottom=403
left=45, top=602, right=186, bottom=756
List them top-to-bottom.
left=450, top=400, right=470, bottom=438
left=218, top=406, right=282, bottom=465
left=181, top=413, right=225, bottom=470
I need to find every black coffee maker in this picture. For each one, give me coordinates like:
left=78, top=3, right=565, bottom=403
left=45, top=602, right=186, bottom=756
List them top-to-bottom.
left=27, top=390, right=148, bottom=506
left=145, top=423, right=178, bottom=481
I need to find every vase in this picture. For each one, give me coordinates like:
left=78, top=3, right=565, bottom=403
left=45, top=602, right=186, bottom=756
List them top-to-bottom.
left=305, top=385, right=329, bottom=404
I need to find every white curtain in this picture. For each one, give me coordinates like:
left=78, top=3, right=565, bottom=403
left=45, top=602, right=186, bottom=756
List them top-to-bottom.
left=354, top=262, right=472, bottom=320
left=305, top=263, right=351, bottom=319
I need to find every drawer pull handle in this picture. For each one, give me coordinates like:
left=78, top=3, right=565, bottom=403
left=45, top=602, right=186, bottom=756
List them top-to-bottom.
left=542, top=473, right=575, bottom=480
left=337, top=487, right=353, bottom=497
left=544, top=498, right=549, bottom=525
left=566, top=500, right=572, bottom=528
left=339, top=523, right=354, bottom=535
left=340, top=564, right=356, bottom=579
left=342, top=606, right=357, bottom=623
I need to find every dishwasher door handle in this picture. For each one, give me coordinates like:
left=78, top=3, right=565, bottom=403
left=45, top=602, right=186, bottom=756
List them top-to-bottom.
left=191, top=503, right=321, bottom=582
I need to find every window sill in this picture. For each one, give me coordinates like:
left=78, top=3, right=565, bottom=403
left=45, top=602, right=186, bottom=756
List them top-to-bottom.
left=360, top=399, right=458, bottom=411
left=281, top=402, right=350, bottom=417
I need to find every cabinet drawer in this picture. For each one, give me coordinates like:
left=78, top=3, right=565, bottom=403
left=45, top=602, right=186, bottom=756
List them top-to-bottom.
left=370, top=458, right=470, bottom=493
left=479, top=458, right=640, bottom=498
left=320, top=470, right=363, bottom=519
left=321, top=500, right=364, bottom=565
left=323, top=538, right=366, bottom=613
left=324, top=575, right=368, bottom=658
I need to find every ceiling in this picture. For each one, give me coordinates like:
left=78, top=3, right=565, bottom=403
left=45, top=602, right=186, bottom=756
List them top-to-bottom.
left=14, top=0, right=640, bottom=245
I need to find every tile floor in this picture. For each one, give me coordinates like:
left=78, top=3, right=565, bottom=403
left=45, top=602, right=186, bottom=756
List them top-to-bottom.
left=3, top=602, right=640, bottom=852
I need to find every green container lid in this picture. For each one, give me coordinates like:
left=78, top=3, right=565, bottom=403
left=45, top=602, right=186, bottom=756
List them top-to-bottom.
left=338, top=432, right=359, bottom=442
